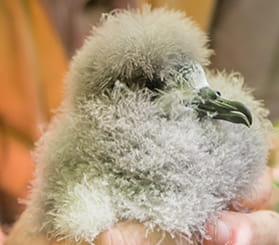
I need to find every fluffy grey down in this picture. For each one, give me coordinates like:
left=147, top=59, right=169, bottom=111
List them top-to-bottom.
left=27, top=6, right=272, bottom=244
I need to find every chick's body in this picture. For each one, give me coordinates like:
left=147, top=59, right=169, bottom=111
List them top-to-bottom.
left=27, top=7, right=271, bottom=244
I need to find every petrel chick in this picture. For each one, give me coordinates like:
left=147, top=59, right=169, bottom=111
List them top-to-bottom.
left=17, top=7, right=272, bottom=245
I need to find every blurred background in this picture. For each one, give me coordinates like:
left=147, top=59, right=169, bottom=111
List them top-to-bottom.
left=1, top=0, right=279, bottom=232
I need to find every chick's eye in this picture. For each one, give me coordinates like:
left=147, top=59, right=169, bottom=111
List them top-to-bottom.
left=207, top=89, right=218, bottom=99
left=206, top=90, right=221, bottom=100
left=216, top=91, right=221, bottom=97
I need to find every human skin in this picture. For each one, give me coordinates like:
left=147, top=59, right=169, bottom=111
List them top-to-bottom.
left=3, top=168, right=278, bottom=245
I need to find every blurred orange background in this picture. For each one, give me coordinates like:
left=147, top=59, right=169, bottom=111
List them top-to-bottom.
left=1, top=0, right=279, bottom=227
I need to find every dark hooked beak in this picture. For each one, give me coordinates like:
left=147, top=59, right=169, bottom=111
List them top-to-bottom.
left=192, top=87, right=252, bottom=127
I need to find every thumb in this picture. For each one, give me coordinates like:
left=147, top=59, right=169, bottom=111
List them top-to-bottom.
left=204, top=211, right=279, bottom=245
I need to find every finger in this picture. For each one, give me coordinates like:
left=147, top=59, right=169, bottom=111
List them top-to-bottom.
left=265, top=166, right=279, bottom=209
left=272, top=166, right=279, bottom=181
left=237, top=168, right=272, bottom=210
left=204, top=210, right=279, bottom=245
left=246, top=210, right=279, bottom=244
left=95, top=222, right=192, bottom=245
left=0, top=229, right=6, bottom=245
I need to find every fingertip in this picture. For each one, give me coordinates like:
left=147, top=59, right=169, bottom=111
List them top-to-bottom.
left=204, top=212, right=255, bottom=245
left=204, top=215, right=232, bottom=245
